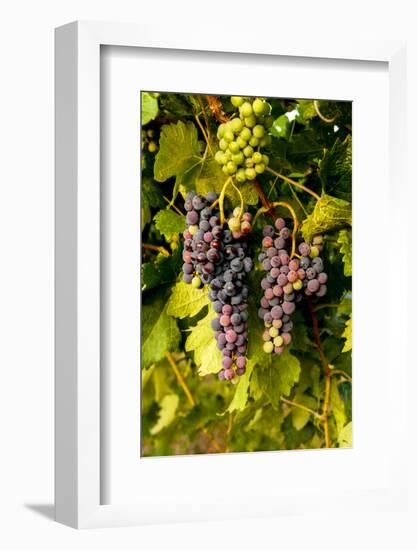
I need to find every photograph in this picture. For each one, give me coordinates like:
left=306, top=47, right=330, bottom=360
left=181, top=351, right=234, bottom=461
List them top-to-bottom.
left=141, top=91, right=352, bottom=456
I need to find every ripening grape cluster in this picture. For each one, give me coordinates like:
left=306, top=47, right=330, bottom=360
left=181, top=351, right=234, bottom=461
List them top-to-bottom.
left=214, top=97, right=272, bottom=183
left=141, top=128, right=158, bottom=153
left=182, top=191, right=253, bottom=383
left=258, top=220, right=328, bottom=355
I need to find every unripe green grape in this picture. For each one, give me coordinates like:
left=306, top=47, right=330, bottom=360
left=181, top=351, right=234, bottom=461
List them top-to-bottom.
left=231, top=96, right=245, bottom=107
left=252, top=98, right=265, bottom=116
left=240, top=102, right=253, bottom=117
left=263, top=102, right=272, bottom=116
left=244, top=115, right=257, bottom=128
left=231, top=117, right=244, bottom=133
left=217, top=123, right=226, bottom=138
left=253, top=124, right=265, bottom=138
left=240, top=127, right=252, bottom=141
left=141, top=129, right=147, bottom=139
left=147, top=129, right=155, bottom=138
left=224, top=130, right=234, bottom=143
left=260, top=135, right=272, bottom=147
left=236, top=136, right=247, bottom=149
left=249, top=136, right=259, bottom=147
left=219, top=138, right=228, bottom=151
left=148, top=141, right=158, bottom=153
left=228, top=141, right=240, bottom=154
left=243, top=145, right=254, bottom=158
left=224, top=149, right=232, bottom=160
left=214, top=150, right=226, bottom=165
left=252, top=151, right=263, bottom=164
left=231, top=152, right=244, bottom=165
left=262, top=154, right=269, bottom=166
left=245, top=158, right=254, bottom=168
left=226, top=161, right=237, bottom=175
left=255, top=162, right=265, bottom=174
left=222, top=165, right=229, bottom=175
left=245, top=167, right=256, bottom=180
left=236, top=168, right=246, bottom=183
left=233, top=206, right=242, bottom=217
left=228, top=217, right=241, bottom=232
left=189, top=224, right=198, bottom=235
left=310, top=245, right=320, bottom=258
left=191, top=276, right=202, bottom=289
left=293, top=279, right=303, bottom=291
left=269, top=327, right=279, bottom=338
left=273, top=335, right=284, bottom=347
left=263, top=341, right=274, bottom=354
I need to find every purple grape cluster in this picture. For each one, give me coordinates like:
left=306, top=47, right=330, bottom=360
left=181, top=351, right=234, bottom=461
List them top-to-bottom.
left=182, top=191, right=253, bottom=383
left=258, top=218, right=302, bottom=354
left=258, top=220, right=328, bottom=355
left=297, top=240, right=328, bottom=298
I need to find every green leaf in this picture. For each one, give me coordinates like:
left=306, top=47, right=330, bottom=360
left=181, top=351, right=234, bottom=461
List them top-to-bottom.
left=141, top=92, right=159, bottom=125
left=296, top=100, right=317, bottom=125
left=270, top=114, right=290, bottom=139
left=154, top=121, right=201, bottom=182
left=320, top=136, right=352, bottom=199
left=141, top=177, right=165, bottom=230
left=301, top=193, right=352, bottom=242
left=153, top=209, right=185, bottom=239
left=337, top=229, right=352, bottom=276
left=142, top=248, right=182, bottom=291
left=167, top=282, right=210, bottom=319
left=142, top=297, right=180, bottom=369
left=185, top=310, right=222, bottom=376
left=342, top=314, right=352, bottom=353
left=255, top=349, right=301, bottom=409
left=226, top=360, right=255, bottom=413
left=330, top=378, right=347, bottom=434
left=150, top=394, right=179, bottom=435
left=291, top=395, right=318, bottom=431
left=338, top=421, right=352, bottom=448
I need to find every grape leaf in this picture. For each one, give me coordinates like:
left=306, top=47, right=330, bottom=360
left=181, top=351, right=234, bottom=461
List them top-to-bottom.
left=141, top=92, right=159, bottom=125
left=296, top=100, right=317, bottom=125
left=270, top=114, right=290, bottom=139
left=154, top=121, right=201, bottom=182
left=320, top=135, right=352, bottom=200
left=141, top=176, right=165, bottom=230
left=301, top=193, right=352, bottom=242
left=153, top=209, right=185, bottom=239
left=337, top=229, right=352, bottom=276
left=141, top=248, right=182, bottom=291
left=167, top=282, right=210, bottom=319
left=142, top=297, right=180, bottom=369
left=185, top=310, right=222, bottom=376
left=342, top=314, right=352, bottom=352
left=255, top=349, right=301, bottom=409
left=226, top=360, right=255, bottom=413
left=330, top=378, right=347, bottom=434
left=150, top=394, right=179, bottom=435
left=291, top=395, right=318, bottom=431
left=338, top=421, right=352, bottom=448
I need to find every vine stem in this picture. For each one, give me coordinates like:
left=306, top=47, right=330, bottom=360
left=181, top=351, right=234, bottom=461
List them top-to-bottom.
left=313, top=100, right=337, bottom=124
left=194, top=113, right=213, bottom=156
left=265, top=166, right=320, bottom=201
left=163, top=196, right=184, bottom=216
left=142, top=243, right=170, bottom=257
left=307, top=297, right=331, bottom=448
left=164, top=351, right=196, bottom=407
left=330, top=369, right=352, bottom=382
left=281, top=397, right=321, bottom=419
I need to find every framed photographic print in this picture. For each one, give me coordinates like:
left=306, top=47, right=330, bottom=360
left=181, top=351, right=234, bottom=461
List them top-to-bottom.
left=55, top=21, right=408, bottom=528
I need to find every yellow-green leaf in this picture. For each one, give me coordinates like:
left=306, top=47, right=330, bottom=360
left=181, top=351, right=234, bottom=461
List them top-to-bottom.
left=141, top=92, right=159, bottom=125
left=301, top=193, right=351, bottom=242
left=153, top=209, right=185, bottom=239
left=337, top=229, right=352, bottom=276
left=167, top=282, right=210, bottom=319
left=142, top=298, right=180, bottom=369
left=185, top=310, right=222, bottom=376
left=342, top=314, right=352, bottom=352
left=226, top=360, right=255, bottom=413
left=330, top=378, right=346, bottom=434
left=150, top=394, right=179, bottom=435
left=291, top=395, right=318, bottom=431
left=338, top=421, right=352, bottom=448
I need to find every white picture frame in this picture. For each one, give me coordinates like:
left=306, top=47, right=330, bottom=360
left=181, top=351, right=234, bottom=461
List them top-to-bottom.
left=55, top=20, right=407, bottom=529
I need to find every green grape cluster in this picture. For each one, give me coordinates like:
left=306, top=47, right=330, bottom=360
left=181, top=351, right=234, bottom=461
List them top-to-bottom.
left=214, top=97, right=273, bottom=183
left=141, top=128, right=158, bottom=153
